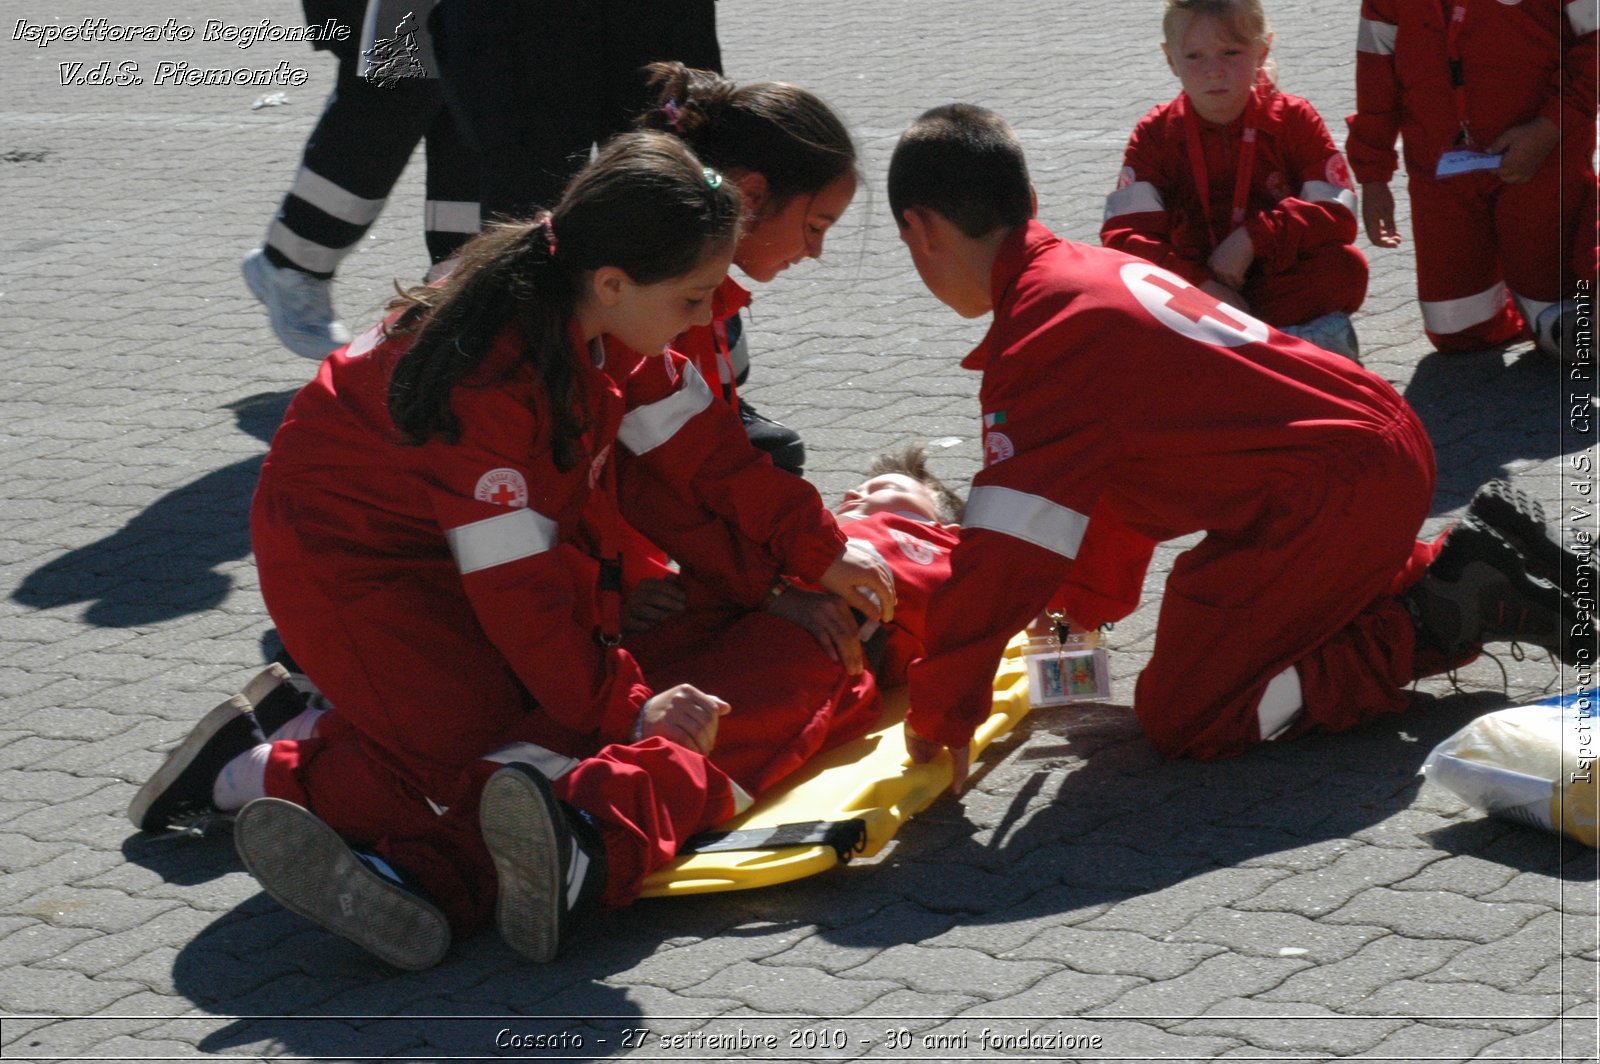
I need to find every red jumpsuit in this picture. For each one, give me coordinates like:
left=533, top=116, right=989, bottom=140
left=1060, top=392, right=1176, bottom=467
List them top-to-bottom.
left=1346, top=0, right=1598, bottom=351
left=1103, top=81, right=1367, bottom=328
left=906, top=222, right=1467, bottom=763
left=252, top=313, right=864, bottom=930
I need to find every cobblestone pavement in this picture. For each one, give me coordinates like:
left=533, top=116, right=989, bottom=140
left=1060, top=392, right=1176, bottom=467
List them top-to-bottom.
left=2, top=0, right=1596, bottom=1061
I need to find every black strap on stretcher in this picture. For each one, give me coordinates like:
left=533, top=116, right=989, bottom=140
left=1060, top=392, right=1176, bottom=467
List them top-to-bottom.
left=678, top=818, right=869, bottom=862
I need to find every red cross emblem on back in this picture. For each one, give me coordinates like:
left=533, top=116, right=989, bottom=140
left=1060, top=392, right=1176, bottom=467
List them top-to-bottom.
left=1119, top=262, right=1270, bottom=349
left=1145, top=273, right=1248, bottom=331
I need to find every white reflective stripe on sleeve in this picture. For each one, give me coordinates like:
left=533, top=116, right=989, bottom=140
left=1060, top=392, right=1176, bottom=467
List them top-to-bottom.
left=1569, top=0, right=1598, bottom=36
left=1357, top=17, right=1397, bottom=55
left=288, top=164, right=387, bottom=226
left=1299, top=180, right=1358, bottom=213
left=1104, top=182, right=1166, bottom=222
left=425, top=199, right=481, bottom=235
left=266, top=219, right=350, bottom=274
left=1421, top=281, right=1508, bottom=335
left=616, top=363, right=714, bottom=455
left=964, top=485, right=1089, bottom=560
left=445, top=507, right=559, bottom=574
left=1257, top=666, right=1304, bottom=741
left=484, top=741, right=581, bottom=781
left=730, top=779, right=755, bottom=816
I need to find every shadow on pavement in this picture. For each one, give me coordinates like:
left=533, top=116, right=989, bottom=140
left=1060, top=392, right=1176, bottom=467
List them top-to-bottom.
left=1402, top=346, right=1585, bottom=515
left=10, top=391, right=292, bottom=627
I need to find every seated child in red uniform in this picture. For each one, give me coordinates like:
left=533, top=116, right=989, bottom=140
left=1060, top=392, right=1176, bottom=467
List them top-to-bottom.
left=1102, top=0, right=1367, bottom=360
left=1347, top=0, right=1596, bottom=355
left=889, top=103, right=1582, bottom=791
left=126, top=132, right=897, bottom=970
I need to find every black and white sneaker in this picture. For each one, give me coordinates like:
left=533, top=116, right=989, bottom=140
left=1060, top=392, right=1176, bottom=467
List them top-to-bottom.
left=1468, top=480, right=1594, bottom=596
left=1408, top=514, right=1574, bottom=662
left=248, top=660, right=312, bottom=740
left=128, top=691, right=263, bottom=832
left=479, top=763, right=607, bottom=963
left=234, top=798, right=450, bottom=971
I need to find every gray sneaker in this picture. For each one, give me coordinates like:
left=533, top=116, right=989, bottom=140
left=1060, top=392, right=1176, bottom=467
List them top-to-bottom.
left=241, top=249, right=352, bottom=360
left=234, top=798, right=450, bottom=970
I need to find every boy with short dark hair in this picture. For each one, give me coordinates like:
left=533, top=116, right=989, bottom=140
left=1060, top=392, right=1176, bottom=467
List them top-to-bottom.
left=888, top=103, right=1583, bottom=788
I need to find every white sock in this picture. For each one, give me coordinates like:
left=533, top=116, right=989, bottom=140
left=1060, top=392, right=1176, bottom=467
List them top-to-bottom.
left=267, top=706, right=325, bottom=742
left=212, top=743, right=271, bottom=811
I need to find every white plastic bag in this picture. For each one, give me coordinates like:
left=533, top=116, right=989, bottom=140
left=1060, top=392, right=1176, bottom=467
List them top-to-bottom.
left=1421, top=695, right=1599, bottom=847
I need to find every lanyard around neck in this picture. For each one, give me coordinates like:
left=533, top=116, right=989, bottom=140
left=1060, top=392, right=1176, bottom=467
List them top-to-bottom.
left=1445, top=2, right=1475, bottom=146
left=1182, top=86, right=1261, bottom=251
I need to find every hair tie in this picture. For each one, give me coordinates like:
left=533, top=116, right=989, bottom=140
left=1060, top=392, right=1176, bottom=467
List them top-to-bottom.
left=663, top=98, right=685, bottom=133
left=703, top=167, right=723, bottom=190
left=534, top=211, right=558, bottom=257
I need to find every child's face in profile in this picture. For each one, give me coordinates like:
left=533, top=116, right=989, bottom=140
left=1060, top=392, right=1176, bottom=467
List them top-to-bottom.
left=1164, top=12, right=1269, bottom=125
left=736, top=172, right=857, bottom=283
left=599, top=244, right=734, bottom=354
left=834, top=473, right=942, bottom=522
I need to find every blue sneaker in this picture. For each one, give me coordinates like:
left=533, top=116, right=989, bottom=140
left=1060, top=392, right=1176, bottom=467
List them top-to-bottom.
left=1280, top=311, right=1360, bottom=362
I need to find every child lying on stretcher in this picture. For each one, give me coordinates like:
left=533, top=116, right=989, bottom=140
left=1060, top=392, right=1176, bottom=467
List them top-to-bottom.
left=622, top=444, right=965, bottom=684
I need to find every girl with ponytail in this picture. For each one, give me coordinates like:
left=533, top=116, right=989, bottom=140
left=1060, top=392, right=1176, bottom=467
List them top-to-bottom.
left=633, top=62, right=860, bottom=476
left=200, top=130, right=897, bottom=965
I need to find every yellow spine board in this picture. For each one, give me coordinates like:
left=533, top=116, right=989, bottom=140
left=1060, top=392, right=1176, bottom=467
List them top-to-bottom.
left=640, top=637, right=1034, bottom=897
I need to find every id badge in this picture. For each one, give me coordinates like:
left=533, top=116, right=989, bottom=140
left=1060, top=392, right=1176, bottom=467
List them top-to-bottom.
left=1435, top=150, right=1503, bottom=178
left=1022, top=633, right=1111, bottom=707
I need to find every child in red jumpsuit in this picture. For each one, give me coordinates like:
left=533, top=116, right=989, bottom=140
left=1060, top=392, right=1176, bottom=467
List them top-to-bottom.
left=1103, top=0, right=1367, bottom=360
left=1346, top=0, right=1597, bottom=356
left=634, top=62, right=859, bottom=475
left=889, top=103, right=1581, bottom=791
left=127, top=132, right=897, bottom=969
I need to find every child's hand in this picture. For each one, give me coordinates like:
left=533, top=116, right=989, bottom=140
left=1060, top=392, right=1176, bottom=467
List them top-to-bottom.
left=1489, top=116, right=1559, bottom=185
left=1360, top=181, right=1402, bottom=248
left=1206, top=228, right=1255, bottom=290
left=1200, top=279, right=1250, bottom=312
left=820, top=544, right=897, bottom=624
left=622, top=575, right=687, bottom=633
left=765, top=587, right=866, bottom=674
left=634, top=683, right=729, bottom=755
left=905, top=723, right=971, bottom=794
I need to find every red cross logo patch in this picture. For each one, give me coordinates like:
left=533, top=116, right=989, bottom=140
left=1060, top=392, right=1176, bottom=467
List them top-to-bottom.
left=1325, top=152, right=1355, bottom=192
left=1121, top=263, right=1269, bottom=348
left=474, top=468, right=528, bottom=508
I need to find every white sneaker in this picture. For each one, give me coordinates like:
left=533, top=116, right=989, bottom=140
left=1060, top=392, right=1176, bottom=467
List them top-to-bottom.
left=242, top=248, right=353, bottom=360
left=1534, top=300, right=1579, bottom=362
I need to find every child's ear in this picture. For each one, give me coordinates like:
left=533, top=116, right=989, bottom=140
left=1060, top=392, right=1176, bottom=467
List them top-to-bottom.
left=1259, top=32, right=1273, bottom=66
left=1162, top=40, right=1177, bottom=76
left=736, top=171, right=769, bottom=217
left=1029, top=185, right=1039, bottom=219
left=899, top=207, right=937, bottom=255
left=590, top=265, right=627, bottom=307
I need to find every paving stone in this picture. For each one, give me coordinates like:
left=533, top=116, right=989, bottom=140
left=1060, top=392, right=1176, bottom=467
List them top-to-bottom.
left=1324, top=886, right=1549, bottom=944
left=1257, top=932, right=1469, bottom=1009
left=1090, top=953, right=1311, bottom=1019
left=1172, top=997, right=1407, bottom=1056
